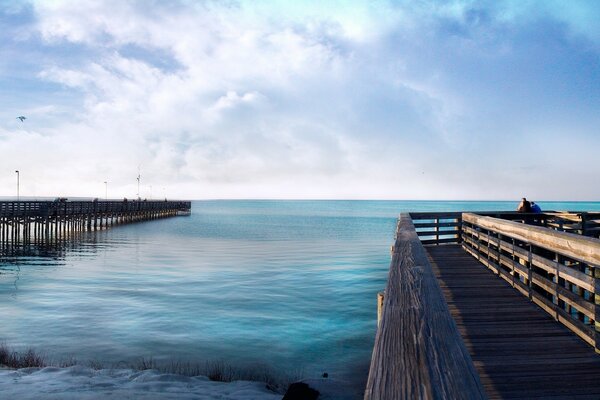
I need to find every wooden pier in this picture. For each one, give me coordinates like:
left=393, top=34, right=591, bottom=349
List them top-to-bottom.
left=0, top=200, right=191, bottom=244
left=365, top=210, right=600, bottom=399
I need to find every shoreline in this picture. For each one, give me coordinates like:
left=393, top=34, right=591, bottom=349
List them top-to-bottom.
left=0, top=343, right=293, bottom=393
left=0, top=344, right=359, bottom=399
left=0, top=365, right=282, bottom=400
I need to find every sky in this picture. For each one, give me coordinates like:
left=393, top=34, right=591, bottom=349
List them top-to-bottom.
left=0, top=0, right=598, bottom=200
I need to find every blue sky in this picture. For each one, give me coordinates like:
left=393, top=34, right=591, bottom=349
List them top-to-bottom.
left=0, top=0, right=598, bottom=200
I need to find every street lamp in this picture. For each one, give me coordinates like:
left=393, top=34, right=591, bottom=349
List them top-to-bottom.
left=136, top=165, right=141, bottom=200
left=15, top=170, right=19, bottom=201
left=136, top=175, right=140, bottom=200
left=104, top=181, right=108, bottom=200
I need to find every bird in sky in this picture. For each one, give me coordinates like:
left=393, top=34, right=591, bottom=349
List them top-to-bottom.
left=17, top=116, right=26, bottom=122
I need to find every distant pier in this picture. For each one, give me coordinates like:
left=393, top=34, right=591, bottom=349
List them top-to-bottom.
left=0, top=200, right=191, bottom=244
left=365, top=210, right=600, bottom=399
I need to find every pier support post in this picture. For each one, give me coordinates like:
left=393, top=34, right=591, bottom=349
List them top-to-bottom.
left=377, top=291, right=384, bottom=327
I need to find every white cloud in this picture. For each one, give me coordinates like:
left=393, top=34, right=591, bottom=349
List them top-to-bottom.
left=0, top=0, right=597, bottom=199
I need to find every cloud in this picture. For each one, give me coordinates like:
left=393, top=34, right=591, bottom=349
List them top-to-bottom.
left=0, top=0, right=598, bottom=199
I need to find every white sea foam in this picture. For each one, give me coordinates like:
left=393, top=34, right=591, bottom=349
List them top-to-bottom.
left=0, top=366, right=283, bottom=400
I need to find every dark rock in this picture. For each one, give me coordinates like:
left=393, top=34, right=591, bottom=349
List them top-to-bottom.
left=282, top=382, right=319, bottom=400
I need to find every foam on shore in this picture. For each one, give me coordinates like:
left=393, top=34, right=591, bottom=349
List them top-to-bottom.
left=0, top=365, right=282, bottom=400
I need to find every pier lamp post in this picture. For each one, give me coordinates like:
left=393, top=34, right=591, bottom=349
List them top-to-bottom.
left=15, top=170, right=19, bottom=201
left=136, top=175, right=140, bottom=200
left=104, top=181, right=108, bottom=200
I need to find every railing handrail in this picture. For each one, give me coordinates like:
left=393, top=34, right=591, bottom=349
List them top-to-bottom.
left=0, top=200, right=192, bottom=218
left=411, top=210, right=600, bottom=240
left=461, top=212, right=600, bottom=350
left=364, top=213, right=486, bottom=400
left=463, top=213, right=600, bottom=266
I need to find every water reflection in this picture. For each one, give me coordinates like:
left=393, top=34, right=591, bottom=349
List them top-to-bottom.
left=0, top=231, right=116, bottom=298
left=0, top=231, right=104, bottom=263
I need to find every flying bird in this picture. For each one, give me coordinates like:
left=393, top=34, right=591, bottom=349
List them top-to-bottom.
left=17, top=116, right=26, bottom=122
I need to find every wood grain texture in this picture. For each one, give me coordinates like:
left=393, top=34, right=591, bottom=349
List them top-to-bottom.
left=463, top=213, right=600, bottom=266
left=364, top=214, right=486, bottom=400
left=461, top=225, right=594, bottom=290
left=428, top=245, right=600, bottom=399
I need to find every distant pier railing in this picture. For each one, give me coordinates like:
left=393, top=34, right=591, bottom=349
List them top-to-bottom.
left=0, top=200, right=191, bottom=244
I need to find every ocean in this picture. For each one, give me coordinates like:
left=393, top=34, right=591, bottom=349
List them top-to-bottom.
left=1, top=200, right=599, bottom=396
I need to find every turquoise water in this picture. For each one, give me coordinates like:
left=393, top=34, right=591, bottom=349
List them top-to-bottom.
left=1, top=200, right=599, bottom=395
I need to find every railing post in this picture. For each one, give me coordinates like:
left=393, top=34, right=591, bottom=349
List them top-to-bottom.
left=476, top=227, right=481, bottom=261
left=496, top=234, right=501, bottom=271
left=511, top=238, right=516, bottom=287
left=527, top=244, right=533, bottom=300
left=554, top=253, right=560, bottom=320
left=594, top=266, right=600, bottom=354
left=377, top=291, right=384, bottom=327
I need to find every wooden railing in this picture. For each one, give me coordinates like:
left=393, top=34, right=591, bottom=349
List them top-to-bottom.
left=0, top=200, right=191, bottom=218
left=366, top=210, right=600, bottom=398
left=411, top=211, right=600, bottom=246
left=410, top=212, right=462, bottom=245
left=364, top=213, right=486, bottom=400
left=461, top=213, right=600, bottom=349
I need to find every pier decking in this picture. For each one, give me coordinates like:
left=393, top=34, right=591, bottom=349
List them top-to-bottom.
left=0, top=200, right=191, bottom=244
left=365, top=210, right=600, bottom=400
left=429, top=244, right=600, bottom=399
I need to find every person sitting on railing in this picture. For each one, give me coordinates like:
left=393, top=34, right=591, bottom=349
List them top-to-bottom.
left=517, top=198, right=532, bottom=213
left=531, top=201, right=542, bottom=213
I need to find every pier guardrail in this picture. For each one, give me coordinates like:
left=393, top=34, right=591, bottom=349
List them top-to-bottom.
left=0, top=200, right=191, bottom=244
left=0, top=200, right=191, bottom=218
left=367, top=209, right=600, bottom=399
left=411, top=210, right=600, bottom=246
left=364, top=213, right=486, bottom=400
left=461, top=213, right=600, bottom=350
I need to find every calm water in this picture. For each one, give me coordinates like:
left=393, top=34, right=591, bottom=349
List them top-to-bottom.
left=1, top=200, right=599, bottom=394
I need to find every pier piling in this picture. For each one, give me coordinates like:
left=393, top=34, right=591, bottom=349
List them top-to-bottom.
left=0, top=200, right=191, bottom=245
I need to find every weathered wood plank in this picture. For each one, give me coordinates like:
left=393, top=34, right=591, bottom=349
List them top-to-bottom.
left=409, top=212, right=462, bottom=219
left=463, top=213, right=600, bottom=266
left=365, top=214, right=486, bottom=400
left=413, top=221, right=459, bottom=228
left=462, top=224, right=594, bottom=291
left=416, top=229, right=460, bottom=237
left=462, top=232, right=598, bottom=341
left=420, top=237, right=461, bottom=245
left=428, top=245, right=600, bottom=399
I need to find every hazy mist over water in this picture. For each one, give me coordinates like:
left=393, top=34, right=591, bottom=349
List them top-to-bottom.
left=1, top=200, right=599, bottom=393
